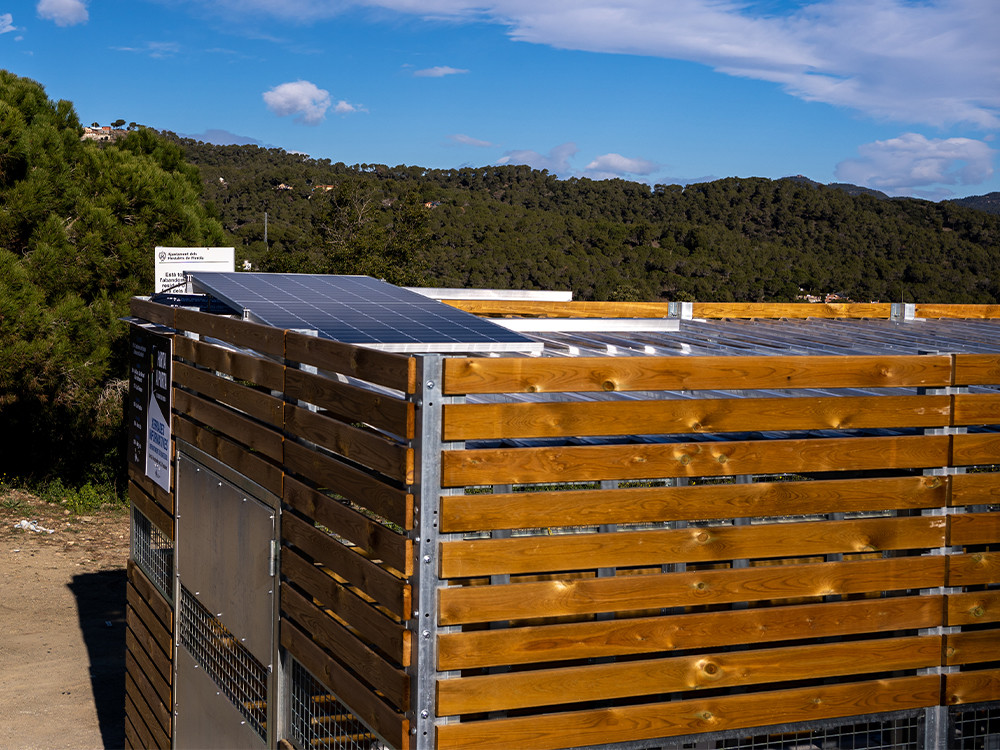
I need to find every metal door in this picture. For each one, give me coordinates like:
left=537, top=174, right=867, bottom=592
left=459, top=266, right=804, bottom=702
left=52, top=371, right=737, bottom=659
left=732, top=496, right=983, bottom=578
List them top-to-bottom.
left=173, top=446, right=279, bottom=749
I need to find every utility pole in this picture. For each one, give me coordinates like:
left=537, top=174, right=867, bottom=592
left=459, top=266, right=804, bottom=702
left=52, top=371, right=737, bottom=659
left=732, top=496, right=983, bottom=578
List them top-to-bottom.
left=264, top=212, right=268, bottom=246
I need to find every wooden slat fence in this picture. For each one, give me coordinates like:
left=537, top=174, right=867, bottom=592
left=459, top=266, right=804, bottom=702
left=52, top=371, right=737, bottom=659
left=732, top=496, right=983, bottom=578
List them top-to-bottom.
left=125, top=295, right=1000, bottom=750
left=130, top=299, right=417, bottom=749
left=442, top=299, right=1000, bottom=320
left=433, top=352, right=1000, bottom=750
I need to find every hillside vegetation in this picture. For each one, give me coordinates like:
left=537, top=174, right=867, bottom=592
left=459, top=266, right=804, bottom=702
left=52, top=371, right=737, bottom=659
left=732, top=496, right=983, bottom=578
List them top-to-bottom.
left=2, top=68, right=999, bottom=488
left=0, top=72, right=225, bottom=483
left=176, top=137, right=1000, bottom=304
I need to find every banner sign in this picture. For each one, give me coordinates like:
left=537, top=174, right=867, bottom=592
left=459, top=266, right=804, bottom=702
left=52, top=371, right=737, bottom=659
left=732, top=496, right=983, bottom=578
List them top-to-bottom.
left=154, top=246, right=234, bottom=293
left=129, top=325, right=173, bottom=492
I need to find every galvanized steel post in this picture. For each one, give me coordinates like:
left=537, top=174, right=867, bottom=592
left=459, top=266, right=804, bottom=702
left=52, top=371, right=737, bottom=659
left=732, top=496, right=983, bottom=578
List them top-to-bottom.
left=410, top=355, right=444, bottom=750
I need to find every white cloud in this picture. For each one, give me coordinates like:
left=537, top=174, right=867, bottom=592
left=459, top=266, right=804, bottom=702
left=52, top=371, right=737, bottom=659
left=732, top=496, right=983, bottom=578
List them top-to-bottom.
left=36, top=0, right=88, bottom=26
left=195, top=0, right=1000, bottom=130
left=497, top=0, right=1000, bottom=129
left=1, top=13, right=16, bottom=33
left=114, top=41, right=180, bottom=58
left=414, top=65, right=468, bottom=78
left=263, top=80, right=332, bottom=125
left=333, top=100, right=365, bottom=114
left=449, top=133, right=494, bottom=147
left=835, top=133, right=996, bottom=196
left=497, top=142, right=578, bottom=176
left=585, top=153, right=659, bottom=178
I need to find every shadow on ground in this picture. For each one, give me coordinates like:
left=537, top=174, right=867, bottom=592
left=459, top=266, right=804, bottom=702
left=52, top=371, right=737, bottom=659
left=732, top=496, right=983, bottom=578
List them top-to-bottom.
left=69, top=569, right=127, bottom=750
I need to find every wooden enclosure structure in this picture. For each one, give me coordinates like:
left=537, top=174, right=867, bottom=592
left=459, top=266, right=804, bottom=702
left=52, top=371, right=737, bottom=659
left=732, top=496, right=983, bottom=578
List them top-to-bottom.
left=124, top=288, right=1000, bottom=750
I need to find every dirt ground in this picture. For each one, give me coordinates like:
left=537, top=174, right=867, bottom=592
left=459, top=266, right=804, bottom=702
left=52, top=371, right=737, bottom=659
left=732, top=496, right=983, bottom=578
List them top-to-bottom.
left=0, top=490, right=130, bottom=750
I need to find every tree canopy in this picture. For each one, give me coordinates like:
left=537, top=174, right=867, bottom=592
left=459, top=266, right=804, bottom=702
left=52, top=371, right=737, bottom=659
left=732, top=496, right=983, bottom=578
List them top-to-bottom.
left=0, top=72, right=225, bottom=482
left=174, top=137, right=1000, bottom=304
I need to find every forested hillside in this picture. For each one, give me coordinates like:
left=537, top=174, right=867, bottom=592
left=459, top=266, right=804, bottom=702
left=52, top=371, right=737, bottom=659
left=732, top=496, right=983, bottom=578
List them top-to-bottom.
left=2, top=67, right=998, bottom=488
left=0, top=73, right=225, bottom=482
left=175, top=137, right=1000, bottom=304
left=950, top=192, right=1000, bottom=215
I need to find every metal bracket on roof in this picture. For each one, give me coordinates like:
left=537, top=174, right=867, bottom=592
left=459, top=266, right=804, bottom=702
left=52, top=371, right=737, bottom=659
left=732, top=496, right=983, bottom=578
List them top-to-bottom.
left=668, top=301, right=693, bottom=319
left=890, top=302, right=916, bottom=321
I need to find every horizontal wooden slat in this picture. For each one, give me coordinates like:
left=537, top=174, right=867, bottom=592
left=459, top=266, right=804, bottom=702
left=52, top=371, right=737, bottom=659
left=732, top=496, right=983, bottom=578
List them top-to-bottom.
left=130, top=298, right=176, bottom=327
left=444, top=299, right=676, bottom=318
left=694, top=302, right=893, bottom=319
left=918, top=304, right=1000, bottom=320
left=173, top=306, right=284, bottom=356
left=285, top=330, right=415, bottom=393
left=173, top=335, right=284, bottom=391
left=443, top=354, right=952, bottom=395
left=955, top=354, right=1000, bottom=385
left=174, top=361, right=283, bottom=425
left=285, top=368, right=414, bottom=439
left=173, top=389, right=283, bottom=460
left=954, top=393, right=1000, bottom=426
left=444, top=395, right=950, bottom=441
left=284, top=403, right=412, bottom=483
left=173, top=416, right=283, bottom=497
left=952, top=432, right=1000, bottom=467
left=441, top=434, right=950, bottom=487
left=284, top=440, right=411, bottom=530
left=128, top=465, right=174, bottom=515
left=951, top=471, right=1000, bottom=506
left=441, top=475, right=947, bottom=532
left=285, top=476, right=410, bottom=575
left=129, top=482, right=174, bottom=542
left=282, top=511, right=409, bottom=618
left=950, top=512, right=1000, bottom=546
left=440, top=516, right=945, bottom=578
left=281, top=548, right=408, bottom=665
left=948, top=552, right=1000, bottom=587
left=438, top=555, right=945, bottom=626
left=127, top=561, right=173, bottom=635
left=281, top=583, right=410, bottom=710
left=947, top=590, right=1000, bottom=626
left=438, top=595, right=944, bottom=670
left=281, top=619, right=407, bottom=750
left=945, top=630, right=1000, bottom=666
left=437, top=635, right=941, bottom=716
left=946, top=667, right=1000, bottom=706
left=435, top=675, right=939, bottom=750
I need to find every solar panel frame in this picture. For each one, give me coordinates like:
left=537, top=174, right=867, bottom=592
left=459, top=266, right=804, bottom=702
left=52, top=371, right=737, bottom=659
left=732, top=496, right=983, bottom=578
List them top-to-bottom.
left=188, top=272, right=543, bottom=353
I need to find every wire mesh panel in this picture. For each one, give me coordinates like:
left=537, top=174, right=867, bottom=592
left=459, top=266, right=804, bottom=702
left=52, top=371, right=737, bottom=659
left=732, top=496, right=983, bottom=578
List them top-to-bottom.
left=130, top=505, right=173, bottom=602
left=178, top=586, right=268, bottom=741
left=288, top=657, right=386, bottom=750
left=952, top=702, right=1000, bottom=750
left=658, top=711, right=922, bottom=750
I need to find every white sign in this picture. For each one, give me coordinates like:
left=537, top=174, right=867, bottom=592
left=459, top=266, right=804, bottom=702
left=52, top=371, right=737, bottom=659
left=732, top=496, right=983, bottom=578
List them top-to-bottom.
left=154, top=246, right=235, bottom=293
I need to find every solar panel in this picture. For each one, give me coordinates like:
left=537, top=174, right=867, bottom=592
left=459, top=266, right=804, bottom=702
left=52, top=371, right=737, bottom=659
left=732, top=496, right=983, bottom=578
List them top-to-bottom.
left=188, top=272, right=543, bottom=353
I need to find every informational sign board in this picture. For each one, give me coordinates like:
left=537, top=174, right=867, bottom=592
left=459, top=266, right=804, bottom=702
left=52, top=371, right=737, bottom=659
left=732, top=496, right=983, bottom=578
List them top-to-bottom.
left=154, top=246, right=234, bottom=293
left=128, top=325, right=173, bottom=492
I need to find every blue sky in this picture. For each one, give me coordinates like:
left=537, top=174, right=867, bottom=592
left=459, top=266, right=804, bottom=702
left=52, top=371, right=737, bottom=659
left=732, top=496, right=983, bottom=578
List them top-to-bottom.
left=3, top=0, right=998, bottom=199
